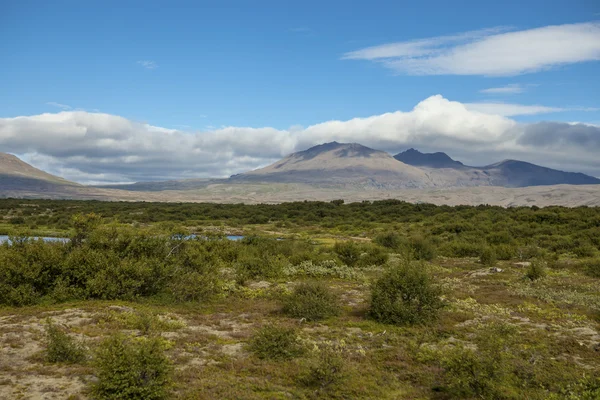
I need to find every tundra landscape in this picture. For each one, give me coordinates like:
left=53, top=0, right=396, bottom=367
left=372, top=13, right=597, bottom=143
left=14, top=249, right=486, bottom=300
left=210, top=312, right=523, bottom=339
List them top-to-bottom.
left=2, top=1, right=600, bottom=398
left=1, top=200, right=600, bottom=399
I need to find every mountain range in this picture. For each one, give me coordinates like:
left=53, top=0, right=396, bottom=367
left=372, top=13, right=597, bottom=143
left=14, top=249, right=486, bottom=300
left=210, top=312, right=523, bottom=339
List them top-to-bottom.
left=1, top=142, right=600, bottom=206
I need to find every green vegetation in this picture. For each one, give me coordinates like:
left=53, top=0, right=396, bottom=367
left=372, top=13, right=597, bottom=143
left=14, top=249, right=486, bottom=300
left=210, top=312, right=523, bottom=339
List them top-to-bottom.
left=0, top=198, right=599, bottom=399
left=525, top=258, right=547, bottom=281
left=369, top=261, right=443, bottom=325
left=282, top=282, right=341, bottom=321
left=44, top=319, right=87, bottom=364
left=248, top=325, right=305, bottom=360
left=92, top=334, right=172, bottom=400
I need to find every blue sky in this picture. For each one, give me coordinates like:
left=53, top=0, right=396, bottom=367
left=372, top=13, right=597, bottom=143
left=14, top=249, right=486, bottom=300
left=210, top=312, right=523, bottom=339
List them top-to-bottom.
left=0, top=0, right=599, bottom=183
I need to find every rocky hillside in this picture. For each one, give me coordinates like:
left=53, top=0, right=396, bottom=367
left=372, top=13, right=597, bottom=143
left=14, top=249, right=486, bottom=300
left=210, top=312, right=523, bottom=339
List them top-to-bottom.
left=231, top=142, right=435, bottom=189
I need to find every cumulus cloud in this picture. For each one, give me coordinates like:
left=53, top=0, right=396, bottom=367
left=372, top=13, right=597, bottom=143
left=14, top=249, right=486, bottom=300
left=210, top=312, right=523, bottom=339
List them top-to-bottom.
left=343, top=22, right=600, bottom=76
left=1, top=95, right=600, bottom=183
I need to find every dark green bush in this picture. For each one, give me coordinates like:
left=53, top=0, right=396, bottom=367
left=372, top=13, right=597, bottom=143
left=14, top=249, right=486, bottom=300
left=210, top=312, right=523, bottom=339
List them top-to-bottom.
left=374, top=232, right=402, bottom=249
left=407, top=236, right=436, bottom=261
left=440, top=240, right=483, bottom=258
left=333, top=241, right=362, bottom=267
left=357, top=244, right=389, bottom=268
left=494, top=244, right=516, bottom=261
left=479, top=246, right=497, bottom=267
left=234, top=252, right=287, bottom=284
left=581, top=258, right=600, bottom=278
left=525, top=259, right=546, bottom=281
left=369, top=262, right=443, bottom=325
left=168, top=269, right=221, bottom=302
left=283, top=282, right=341, bottom=321
left=45, top=319, right=87, bottom=364
left=440, top=322, right=518, bottom=399
left=248, top=325, right=305, bottom=360
left=92, top=334, right=172, bottom=400
left=301, top=347, right=345, bottom=389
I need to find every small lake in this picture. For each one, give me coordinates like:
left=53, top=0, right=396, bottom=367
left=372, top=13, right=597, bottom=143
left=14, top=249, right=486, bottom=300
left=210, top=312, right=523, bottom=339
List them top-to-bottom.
left=0, top=235, right=244, bottom=244
left=0, top=235, right=69, bottom=244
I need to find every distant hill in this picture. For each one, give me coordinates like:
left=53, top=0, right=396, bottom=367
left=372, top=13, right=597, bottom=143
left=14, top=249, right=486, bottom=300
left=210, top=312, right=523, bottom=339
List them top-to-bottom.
left=231, top=142, right=435, bottom=189
left=1, top=145, right=599, bottom=206
left=394, top=148, right=464, bottom=168
left=394, top=148, right=600, bottom=187
left=0, top=152, right=80, bottom=193
left=482, top=159, right=600, bottom=187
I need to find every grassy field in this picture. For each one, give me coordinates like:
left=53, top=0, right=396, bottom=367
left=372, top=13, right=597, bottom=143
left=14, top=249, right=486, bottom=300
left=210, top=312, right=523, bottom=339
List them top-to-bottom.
left=0, top=199, right=599, bottom=399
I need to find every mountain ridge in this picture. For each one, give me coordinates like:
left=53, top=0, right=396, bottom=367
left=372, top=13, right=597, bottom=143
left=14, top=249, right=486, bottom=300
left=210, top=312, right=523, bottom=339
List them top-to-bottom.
left=2, top=143, right=600, bottom=201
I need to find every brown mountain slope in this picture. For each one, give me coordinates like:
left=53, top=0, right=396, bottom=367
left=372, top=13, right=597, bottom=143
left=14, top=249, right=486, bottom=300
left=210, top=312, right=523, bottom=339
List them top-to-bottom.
left=231, top=142, right=435, bottom=189
left=0, top=152, right=79, bottom=192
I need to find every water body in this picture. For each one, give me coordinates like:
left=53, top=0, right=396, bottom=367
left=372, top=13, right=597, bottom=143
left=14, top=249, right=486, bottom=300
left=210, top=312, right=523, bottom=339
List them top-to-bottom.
left=0, top=235, right=244, bottom=244
left=0, top=235, right=69, bottom=244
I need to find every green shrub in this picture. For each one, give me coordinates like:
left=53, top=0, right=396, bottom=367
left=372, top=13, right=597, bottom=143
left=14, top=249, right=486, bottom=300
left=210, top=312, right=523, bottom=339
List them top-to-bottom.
left=374, top=232, right=402, bottom=249
left=407, top=236, right=436, bottom=261
left=440, top=240, right=483, bottom=258
left=333, top=241, right=362, bottom=267
left=357, top=244, right=389, bottom=268
left=494, top=244, right=516, bottom=260
left=573, top=244, right=596, bottom=258
left=479, top=246, right=497, bottom=267
left=234, top=253, right=287, bottom=284
left=582, top=258, right=600, bottom=278
left=525, top=259, right=547, bottom=281
left=369, top=262, right=443, bottom=325
left=169, top=268, right=221, bottom=302
left=283, top=282, right=341, bottom=321
left=45, top=319, right=87, bottom=364
left=440, top=322, right=518, bottom=399
left=249, top=325, right=305, bottom=360
left=92, top=334, right=172, bottom=400
left=302, top=347, right=345, bottom=389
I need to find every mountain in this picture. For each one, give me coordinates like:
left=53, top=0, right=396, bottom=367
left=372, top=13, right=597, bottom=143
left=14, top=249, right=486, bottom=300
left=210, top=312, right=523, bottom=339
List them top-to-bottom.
left=231, top=142, right=435, bottom=189
left=394, top=148, right=464, bottom=168
left=394, top=148, right=600, bottom=187
left=0, top=152, right=80, bottom=193
left=482, top=159, right=600, bottom=187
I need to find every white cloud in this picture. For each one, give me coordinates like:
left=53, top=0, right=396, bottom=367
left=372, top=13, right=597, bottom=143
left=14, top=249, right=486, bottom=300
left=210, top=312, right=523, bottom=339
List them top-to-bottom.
left=343, top=22, right=600, bottom=76
left=137, top=60, right=158, bottom=69
left=479, top=84, right=526, bottom=94
left=1, top=96, right=600, bottom=183
left=46, top=102, right=72, bottom=110
left=464, top=102, right=564, bottom=116
left=465, top=102, right=599, bottom=116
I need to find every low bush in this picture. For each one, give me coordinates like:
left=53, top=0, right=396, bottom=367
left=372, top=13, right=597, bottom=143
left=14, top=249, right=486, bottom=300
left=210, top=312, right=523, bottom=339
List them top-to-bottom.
left=374, top=232, right=402, bottom=250
left=407, top=236, right=436, bottom=261
left=439, top=240, right=483, bottom=258
left=333, top=241, right=362, bottom=267
left=357, top=244, right=389, bottom=268
left=479, top=246, right=497, bottom=267
left=234, top=252, right=287, bottom=284
left=580, top=258, right=600, bottom=278
left=525, top=259, right=547, bottom=281
left=369, top=262, right=443, bottom=325
left=169, top=268, right=221, bottom=302
left=283, top=282, right=341, bottom=321
left=45, top=319, right=87, bottom=364
left=438, top=322, right=532, bottom=399
left=248, top=325, right=305, bottom=360
left=92, top=334, right=172, bottom=400
left=301, top=346, right=346, bottom=389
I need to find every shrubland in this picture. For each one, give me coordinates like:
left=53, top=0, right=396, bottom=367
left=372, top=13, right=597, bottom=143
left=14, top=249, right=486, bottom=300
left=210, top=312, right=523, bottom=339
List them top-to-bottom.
left=0, top=199, right=599, bottom=399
